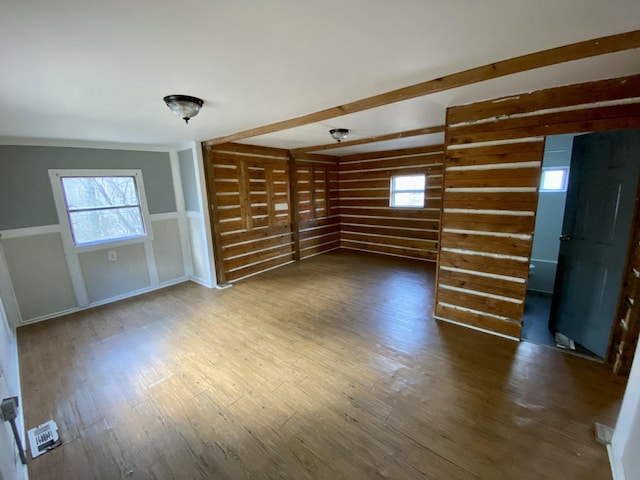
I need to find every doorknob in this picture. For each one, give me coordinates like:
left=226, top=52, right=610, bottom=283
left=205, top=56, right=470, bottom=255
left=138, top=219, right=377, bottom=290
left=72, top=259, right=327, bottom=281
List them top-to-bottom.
left=559, top=235, right=571, bottom=241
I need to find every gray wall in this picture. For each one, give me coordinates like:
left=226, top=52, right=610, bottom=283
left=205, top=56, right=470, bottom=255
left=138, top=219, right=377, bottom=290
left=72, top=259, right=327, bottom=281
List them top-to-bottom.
left=528, top=134, right=576, bottom=293
left=0, top=145, right=187, bottom=324
left=0, top=146, right=176, bottom=230
left=178, top=148, right=200, bottom=213
left=2, top=233, right=76, bottom=319
left=79, top=243, right=151, bottom=303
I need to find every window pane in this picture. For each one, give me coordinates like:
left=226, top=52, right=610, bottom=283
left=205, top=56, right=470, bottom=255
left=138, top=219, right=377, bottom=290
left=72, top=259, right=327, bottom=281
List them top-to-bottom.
left=541, top=169, right=567, bottom=191
left=393, top=175, right=425, bottom=191
left=61, top=176, right=140, bottom=210
left=392, top=192, right=425, bottom=207
left=69, top=207, right=145, bottom=245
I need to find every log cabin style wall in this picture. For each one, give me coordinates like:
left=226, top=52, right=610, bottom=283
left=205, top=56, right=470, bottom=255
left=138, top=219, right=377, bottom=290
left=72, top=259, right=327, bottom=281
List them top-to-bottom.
left=435, top=73, right=640, bottom=371
left=204, top=143, right=295, bottom=283
left=203, top=144, right=340, bottom=283
left=337, top=145, right=444, bottom=262
left=293, top=154, right=341, bottom=259
left=611, top=200, right=640, bottom=376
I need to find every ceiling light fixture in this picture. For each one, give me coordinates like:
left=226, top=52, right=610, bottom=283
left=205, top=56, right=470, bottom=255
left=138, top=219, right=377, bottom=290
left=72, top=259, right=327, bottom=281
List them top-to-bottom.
left=163, top=95, right=204, bottom=124
left=329, top=128, right=350, bottom=143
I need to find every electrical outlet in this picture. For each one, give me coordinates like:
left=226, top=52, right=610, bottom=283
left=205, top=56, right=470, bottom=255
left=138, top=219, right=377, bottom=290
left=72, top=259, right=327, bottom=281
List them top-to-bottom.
left=107, top=250, right=117, bottom=262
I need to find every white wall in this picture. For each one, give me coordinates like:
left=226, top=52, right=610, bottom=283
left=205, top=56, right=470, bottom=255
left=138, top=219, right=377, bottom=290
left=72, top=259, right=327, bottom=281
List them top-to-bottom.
left=178, top=143, right=216, bottom=287
left=0, top=287, right=26, bottom=480
left=610, top=343, right=640, bottom=479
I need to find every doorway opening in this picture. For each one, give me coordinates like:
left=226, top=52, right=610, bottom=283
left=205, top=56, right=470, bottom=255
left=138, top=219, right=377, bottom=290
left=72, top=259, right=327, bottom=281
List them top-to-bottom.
left=522, top=129, right=640, bottom=360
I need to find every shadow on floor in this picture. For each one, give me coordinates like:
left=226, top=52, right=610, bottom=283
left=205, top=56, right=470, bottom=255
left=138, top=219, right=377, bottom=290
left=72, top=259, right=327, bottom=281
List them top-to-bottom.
left=522, top=291, right=601, bottom=360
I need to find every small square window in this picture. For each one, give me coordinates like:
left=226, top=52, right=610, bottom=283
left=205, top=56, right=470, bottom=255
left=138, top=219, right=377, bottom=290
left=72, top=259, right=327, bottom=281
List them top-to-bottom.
left=540, top=167, right=569, bottom=192
left=49, top=170, right=152, bottom=250
left=390, top=174, right=426, bottom=207
left=60, top=176, right=146, bottom=246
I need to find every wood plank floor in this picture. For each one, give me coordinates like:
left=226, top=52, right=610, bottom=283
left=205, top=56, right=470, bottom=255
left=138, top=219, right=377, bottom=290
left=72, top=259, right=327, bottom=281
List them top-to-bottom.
left=17, top=250, right=626, bottom=479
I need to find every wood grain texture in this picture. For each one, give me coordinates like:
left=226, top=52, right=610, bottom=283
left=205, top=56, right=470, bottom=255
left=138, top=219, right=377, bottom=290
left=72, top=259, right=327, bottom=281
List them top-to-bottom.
left=204, top=30, right=640, bottom=146
left=437, top=72, right=640, bottom=354
left=447, top=74, right=640, bottom=125
left=291, top=126, right=445, bottom=154
left=202, top=143, right=228, bottom=284
left=205, top=144, right=294, bottom=283
left=338, top=147, right=444, bottom=263
left=295, top=157, right=340, bottom=259
left=610, top=166, right=640, bottom=375
left=18, top=250, right=626, bottom=479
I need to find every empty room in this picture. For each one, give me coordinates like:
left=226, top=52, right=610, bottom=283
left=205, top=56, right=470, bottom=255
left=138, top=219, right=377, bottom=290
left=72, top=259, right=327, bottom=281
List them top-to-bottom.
left=1, top=2, right=640, bottom=479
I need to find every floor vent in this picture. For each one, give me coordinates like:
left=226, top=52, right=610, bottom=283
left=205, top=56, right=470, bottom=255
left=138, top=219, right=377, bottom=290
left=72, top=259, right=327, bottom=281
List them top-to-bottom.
left=28, top=420, right=61, bottom=458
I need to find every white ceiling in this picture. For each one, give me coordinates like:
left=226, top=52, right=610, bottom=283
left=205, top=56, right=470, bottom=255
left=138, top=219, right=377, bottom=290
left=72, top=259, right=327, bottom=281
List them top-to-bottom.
left=1, top=0, right=639, bottom=154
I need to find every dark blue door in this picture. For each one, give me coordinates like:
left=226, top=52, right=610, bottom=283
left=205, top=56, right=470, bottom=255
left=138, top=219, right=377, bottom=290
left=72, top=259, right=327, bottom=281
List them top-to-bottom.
left=551, top=129, right=640, bottom=358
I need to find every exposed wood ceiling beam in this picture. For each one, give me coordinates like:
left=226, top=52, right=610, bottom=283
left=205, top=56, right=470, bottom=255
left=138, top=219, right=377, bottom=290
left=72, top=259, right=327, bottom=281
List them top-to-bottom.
left=204, top=30, right=640, bottom=146
left=290, top=125, right=444, bottom=154
left=339, top=144, right=444, bottom=162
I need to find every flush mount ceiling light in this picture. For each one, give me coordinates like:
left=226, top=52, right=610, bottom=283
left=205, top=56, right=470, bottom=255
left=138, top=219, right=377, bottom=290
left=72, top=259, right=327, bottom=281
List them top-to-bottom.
left=163, top=95, right=204, bottom=124
left=329, top=128, right=350, bottom=143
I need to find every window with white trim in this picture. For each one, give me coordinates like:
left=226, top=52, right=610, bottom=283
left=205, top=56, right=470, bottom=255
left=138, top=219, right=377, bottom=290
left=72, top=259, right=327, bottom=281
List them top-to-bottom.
left=539, top=167, right=569, bottom=192
left=50, top=170, right=151, bottom=248
left=390, top=174, right=426, bottom=207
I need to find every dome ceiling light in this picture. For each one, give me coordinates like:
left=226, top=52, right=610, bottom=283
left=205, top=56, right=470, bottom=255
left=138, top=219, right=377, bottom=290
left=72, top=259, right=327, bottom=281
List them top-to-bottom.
left=163, top=95, right=204, bottom=124
left=329, top=128, right=350, bottom=143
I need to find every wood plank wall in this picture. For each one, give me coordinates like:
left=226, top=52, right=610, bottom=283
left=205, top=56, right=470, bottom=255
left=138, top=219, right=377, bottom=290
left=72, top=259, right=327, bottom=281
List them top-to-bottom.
left=436, top=73, right=640, bottom=355
left=204, top=143, right=295, bottom=283
left=204, top=145, right=341, bottom=283
left=337, top=145, right=444, bottom=262
left=294, top=155, right=341, bottom=259
left=611, top=193, right=640, bottom=376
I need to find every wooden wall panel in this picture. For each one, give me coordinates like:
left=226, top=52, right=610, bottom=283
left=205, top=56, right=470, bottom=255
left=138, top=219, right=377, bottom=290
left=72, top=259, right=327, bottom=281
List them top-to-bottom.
left=436, top=73, right=640, bottom=354
left=204, top=144, right=294, bottom=283
left=338, top=145, right=444, bottom=262
left=204, top=146, right=340, bottom=283
left=294, top=156, right=341, bottom=259
left=610, top=184, right=640, bottom=376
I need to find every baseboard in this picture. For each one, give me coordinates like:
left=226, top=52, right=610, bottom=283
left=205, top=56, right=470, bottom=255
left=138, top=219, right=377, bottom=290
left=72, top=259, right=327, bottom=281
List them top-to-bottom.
left=189, top=276, right=214, bottom=288
left=18, top=277, right=190, bottom=326
left=607, top=443, right=625, bottom=480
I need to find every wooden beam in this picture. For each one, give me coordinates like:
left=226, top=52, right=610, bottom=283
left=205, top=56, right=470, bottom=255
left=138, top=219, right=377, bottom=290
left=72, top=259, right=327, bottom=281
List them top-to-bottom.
left=204, top=30, right=640, bottom=146
left=291, top=125, right=445, bottom=154
left=207, top=142, right=289, bottom=158
left=339, top=144, right=444, bottom=162
left=293, top=152, right=339, bottom=164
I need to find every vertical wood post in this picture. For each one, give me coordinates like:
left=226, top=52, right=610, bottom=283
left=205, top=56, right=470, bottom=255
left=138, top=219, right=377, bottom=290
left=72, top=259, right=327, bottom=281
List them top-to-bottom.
left=202, top=144, right=227, bottom=285
left=288, top=152, right=301, bottom=261
left=238, top=160, right=252, bottom=231
left=323, top=166, right=330, bottom=215
left=310, top=167, right=318, bottom=220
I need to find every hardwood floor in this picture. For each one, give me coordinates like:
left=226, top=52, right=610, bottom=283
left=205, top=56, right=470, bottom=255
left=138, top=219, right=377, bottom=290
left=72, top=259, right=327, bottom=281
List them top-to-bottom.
left=17, top=250, right=626, bottom=479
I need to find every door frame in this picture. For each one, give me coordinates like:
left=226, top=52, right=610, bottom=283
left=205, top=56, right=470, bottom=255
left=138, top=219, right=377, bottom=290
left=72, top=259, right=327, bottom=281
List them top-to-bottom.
left=438, top=74, right=640, bottom=374
left=538, top=129, right=640, bottom=360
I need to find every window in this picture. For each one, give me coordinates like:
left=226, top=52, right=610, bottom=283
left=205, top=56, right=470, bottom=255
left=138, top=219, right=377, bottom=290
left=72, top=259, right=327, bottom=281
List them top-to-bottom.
left=540, top=167, right=569, bottom=192
left=50, top=170, right=151, bottom=249
left=390, top=174, right=426, bottom=207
